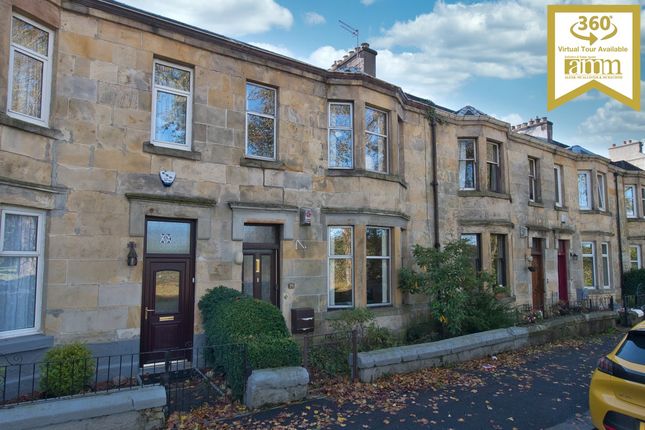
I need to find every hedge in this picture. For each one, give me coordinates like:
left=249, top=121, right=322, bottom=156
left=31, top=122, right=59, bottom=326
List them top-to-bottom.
left=623, top=268, right=645, bottom=296
left=198, top=287, right=301, bottom=398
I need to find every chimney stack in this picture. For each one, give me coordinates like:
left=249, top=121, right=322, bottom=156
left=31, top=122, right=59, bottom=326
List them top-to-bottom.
left=329, top=43, right=378, bottom=77
left=513, top=116, right=553, bottom=143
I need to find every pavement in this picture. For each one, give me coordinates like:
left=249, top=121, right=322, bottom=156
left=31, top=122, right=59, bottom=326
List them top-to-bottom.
left=217, top=330, right=624, bottom=429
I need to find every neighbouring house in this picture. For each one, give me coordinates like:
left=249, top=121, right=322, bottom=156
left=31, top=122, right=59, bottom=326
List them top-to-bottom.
left=1, top=0, right=644, bottom=365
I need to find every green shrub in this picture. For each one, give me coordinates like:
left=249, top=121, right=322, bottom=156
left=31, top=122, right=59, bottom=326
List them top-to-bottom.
left=623, top=269, right=645, bottom=296
left=199, top=287, right=300, bottom=399
left=405, top=319, right=440, bottom=344
left=39, top=343, right=95, bottom=397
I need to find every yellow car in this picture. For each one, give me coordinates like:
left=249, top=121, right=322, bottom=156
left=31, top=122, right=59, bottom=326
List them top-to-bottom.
left=589, top=321, right=645, bottom=430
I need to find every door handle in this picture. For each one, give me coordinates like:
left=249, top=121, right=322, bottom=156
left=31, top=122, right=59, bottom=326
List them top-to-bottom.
left=144, top=306, right=155, bottom=321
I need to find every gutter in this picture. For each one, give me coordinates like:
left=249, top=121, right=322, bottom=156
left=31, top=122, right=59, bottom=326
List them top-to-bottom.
left=430, top=116, right=440, bottom=249
left=614, top=172, right=626, bottom=324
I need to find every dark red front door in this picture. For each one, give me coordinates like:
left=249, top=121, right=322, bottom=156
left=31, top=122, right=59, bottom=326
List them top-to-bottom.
left=141, top=219, right=195, bottom=363
left=531, top=238, right=545, bottom=311
left=557, top=240, right=569, bottom=303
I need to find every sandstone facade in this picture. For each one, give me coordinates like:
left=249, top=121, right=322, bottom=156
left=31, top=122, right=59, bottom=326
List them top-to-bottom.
left=0, top=0, right=643, bottom=358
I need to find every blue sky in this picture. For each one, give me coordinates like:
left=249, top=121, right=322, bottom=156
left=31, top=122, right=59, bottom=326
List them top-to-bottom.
left=122, top=0, right=645, bottom=156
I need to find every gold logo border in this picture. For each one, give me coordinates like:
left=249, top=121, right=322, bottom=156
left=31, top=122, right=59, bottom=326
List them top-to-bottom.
left=547, top=5, right=641, bottom=111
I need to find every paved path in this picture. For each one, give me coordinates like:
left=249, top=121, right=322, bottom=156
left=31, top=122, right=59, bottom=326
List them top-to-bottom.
left=218, top=331, right=623, bottom=429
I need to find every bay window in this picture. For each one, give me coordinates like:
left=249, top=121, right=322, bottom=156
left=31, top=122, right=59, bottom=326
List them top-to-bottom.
left=328, top=102, right=353, bottom=168
left=365, top=107, right=388, bottom=173
left=458, top=139, right=477, bottom=190
left=328, top=226, right=353, bottom=307
left=366, top=227, right=390, bottom=305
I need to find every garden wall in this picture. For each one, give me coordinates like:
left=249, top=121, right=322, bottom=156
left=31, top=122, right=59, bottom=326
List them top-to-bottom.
left=356, top=311, right=616, bottom=382
left=0, top=385, right=166, bottom=430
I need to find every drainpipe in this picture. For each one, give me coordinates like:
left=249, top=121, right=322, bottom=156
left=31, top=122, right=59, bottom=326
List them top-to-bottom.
left=430, top=115, right=440, bottom=249
left=614, top=172, right=626, bottom=324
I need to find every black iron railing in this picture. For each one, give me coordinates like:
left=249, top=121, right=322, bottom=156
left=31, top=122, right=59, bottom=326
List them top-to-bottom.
left=515, top=295, right=615, bottom=324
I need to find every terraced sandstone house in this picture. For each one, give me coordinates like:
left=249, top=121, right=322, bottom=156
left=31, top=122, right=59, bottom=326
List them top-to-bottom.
left=1, top=0, right=644, bottom=364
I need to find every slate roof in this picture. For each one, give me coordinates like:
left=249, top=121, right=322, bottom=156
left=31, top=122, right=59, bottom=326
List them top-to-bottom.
left=455, top=105, right=487, bottom=116
left=610, top=160, right=643, bottom=171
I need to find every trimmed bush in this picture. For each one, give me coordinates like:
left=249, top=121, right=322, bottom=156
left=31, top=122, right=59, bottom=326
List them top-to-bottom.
left=623, top=268, right=645, bottom=296
left=199, top=287, right=301, bottom=399
left=39, top=342, right=95, bottom=397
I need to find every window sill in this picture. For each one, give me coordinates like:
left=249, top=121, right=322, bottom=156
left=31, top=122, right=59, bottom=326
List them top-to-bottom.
left=0, top=112, right=64, bottom=140
left=143, top=142, right=201, bottom=160
left=240, top=157, right=285, bottom=170
left=326, top=169, right=408, bottom=188
left=457, top=190, right=511, bottom=201
left=528, top=200, right=544, bottom=208
left=555, top=205, right=568, bottom=211
left=579, top=209, right=613, bottom=216
left=626, top=218, right=645, bottom=222
left=0, top=333, right=53, bottom=355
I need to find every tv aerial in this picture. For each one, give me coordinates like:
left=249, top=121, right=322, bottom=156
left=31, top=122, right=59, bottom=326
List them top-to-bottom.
left=339, top=20, right=359, bottom=47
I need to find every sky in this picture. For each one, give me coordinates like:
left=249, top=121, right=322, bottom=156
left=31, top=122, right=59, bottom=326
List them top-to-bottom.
left=121, top=0, right=645, bottom=157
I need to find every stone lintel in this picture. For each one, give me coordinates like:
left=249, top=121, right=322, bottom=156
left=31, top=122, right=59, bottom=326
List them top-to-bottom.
left=239, top=157, right=286, bottom=170
left=325, top=169, right=408, bottom=188
left=0, top=177, right=67, bottom=210
left=457, top=190, right=512, bottom=200
left=126, top=193, right=216, bottom=239
left=230, top=202, right=298, bottom=241
left=321, top=207, right=409, bottom=231
left=458, top=219, right=514, bottom=229
left=525, top=224, right=550, bottom=232
left=579, top=230, right=615, bottom=237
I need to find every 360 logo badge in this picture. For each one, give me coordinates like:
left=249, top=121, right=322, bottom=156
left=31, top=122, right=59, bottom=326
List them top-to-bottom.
left=548, top=5, right=640, bottom=110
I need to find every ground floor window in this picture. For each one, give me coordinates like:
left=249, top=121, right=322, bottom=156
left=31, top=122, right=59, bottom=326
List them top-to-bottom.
left=0, top=207, right=44, bottom=337
left=328, top=226, right=353, bottom=307
left=366, top=227, right=390, bottom=305
left=461, top=233, right=482, bottom=272
left=490, top=234, right=507, bottom=287
left=581, top=242, right=596, bottom=287
left=601, top=242, right=610, bottom=288
left=630, top=245, right=642, bottom=270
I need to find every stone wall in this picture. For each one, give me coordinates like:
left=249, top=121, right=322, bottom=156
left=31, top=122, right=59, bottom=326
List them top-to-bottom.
left=355, top=311, right=616, bottom=383
left=244, top=366, right=309, bottom=409
left=0, top=385, right=166, bottom=430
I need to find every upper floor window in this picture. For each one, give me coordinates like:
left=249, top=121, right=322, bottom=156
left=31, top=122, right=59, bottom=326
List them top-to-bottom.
left=7, top=14, right=53, bottom=126
left=151, top=60, right=193, bottom=149
left=246, top=82, right=276, bottom=160
left=328, top=102, right=353, bottom=168
left=365, top=107, right=388, bottom=173
left=458, top=139, right=476, bottom=190
left=487, top=142, right=501, bottom=193
left=528, top=158, right=539, bottom=202
left=554, top=164, right=564, bottom=207
left=578, top=171, right=591, bottom=210
left=597, top=174, right=606, bottom=211
left=625, top=185, right=637, bottom=218
left=642, top=188, right=645, bottom=218
left=0, top=207, right=45, bottom=338
left=328, top=226, right=353, bottom=308
left=366, top=227, right=390, bottom=305
left=461, top=233, right=482, bottom=272
left=490, top=234, right=507, bottom=287
left=582, top=241, right=596, bottom=287
left=630, top=245, right=642, bottom=270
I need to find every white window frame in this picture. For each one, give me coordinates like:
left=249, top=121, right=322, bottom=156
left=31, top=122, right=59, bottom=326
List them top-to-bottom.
left=7, top=13, right=54, bottom=127
left=150, top=59, right=193, bottom=151
left=245, top=82, right=277, bottom=161
left=328, top=102, right=354, bottom=169
left=365, top=106, right=388, bottom=173
left=458, top=139, right=477, bottom=190
left=486, top=142, right=501, bottom=193
left=528, top=158, right=538, bottom=202
left=554, top=164, right=563, bottom=207
left=578, top=171, right=592, bottom=210
left=597, top=173, right=606, bottom=211
left=625, top=185, right=637, bottom=218
left=641, top=188, right=645, bottom=219
left=0, top=207, right=45, bottom=339
left=327, top=226, right=354, bottom=308
left=366, top=226, right=391, bottom=306
left=581, top=241, right=596, bottom=288
left=600, top=242, right=610, bottom=288
left=630, top=245, right=642, bottom=270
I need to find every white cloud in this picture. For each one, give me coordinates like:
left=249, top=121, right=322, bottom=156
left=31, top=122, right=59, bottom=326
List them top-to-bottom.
left=122, top=0, right=293, bottom=36
left=361, top=0, right=376, bottom=5
left=304, top=12, right=326, bottom=25
left=248, top=42, right=294, bottom=57
left=304, top=46, right=350, bottom=69
left=568, top=82, right=645, bottom=154
left=496, top=113, right=524, bottom=126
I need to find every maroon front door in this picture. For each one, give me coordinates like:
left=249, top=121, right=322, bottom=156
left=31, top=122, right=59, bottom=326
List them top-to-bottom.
left=141, top=219, right=195, bottom=363
left=531, top=238, right=545, bottom=311
left=557, top=240, right=569, bottom=303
